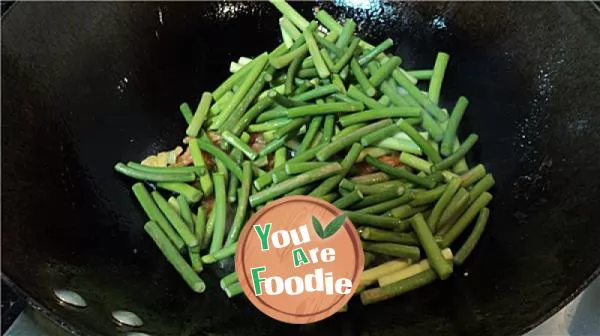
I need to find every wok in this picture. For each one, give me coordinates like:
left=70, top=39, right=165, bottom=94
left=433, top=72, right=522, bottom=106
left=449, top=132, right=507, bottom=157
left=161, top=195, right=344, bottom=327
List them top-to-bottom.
left=2, top=2, right=600, bottom=335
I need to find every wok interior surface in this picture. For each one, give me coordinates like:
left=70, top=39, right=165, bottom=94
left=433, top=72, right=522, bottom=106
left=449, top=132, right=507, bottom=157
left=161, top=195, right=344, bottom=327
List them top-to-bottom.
left=2, top=2, right=600, bottom=335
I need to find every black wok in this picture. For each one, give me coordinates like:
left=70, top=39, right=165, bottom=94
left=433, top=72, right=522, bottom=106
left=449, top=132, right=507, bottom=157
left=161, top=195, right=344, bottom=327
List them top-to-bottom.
left=2, top=2, right=600, bottom=335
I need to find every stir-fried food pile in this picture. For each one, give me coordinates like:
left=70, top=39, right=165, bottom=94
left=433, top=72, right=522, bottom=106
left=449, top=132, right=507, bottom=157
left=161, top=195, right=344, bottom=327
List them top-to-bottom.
left=114, top=0, right=495, bottom=307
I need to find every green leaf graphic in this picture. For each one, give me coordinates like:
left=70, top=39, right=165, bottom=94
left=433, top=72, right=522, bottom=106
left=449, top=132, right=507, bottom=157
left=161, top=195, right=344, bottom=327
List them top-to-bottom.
left=323, top=215, right=347, bottom=238
left=312, top=216, right=325, bottom=239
